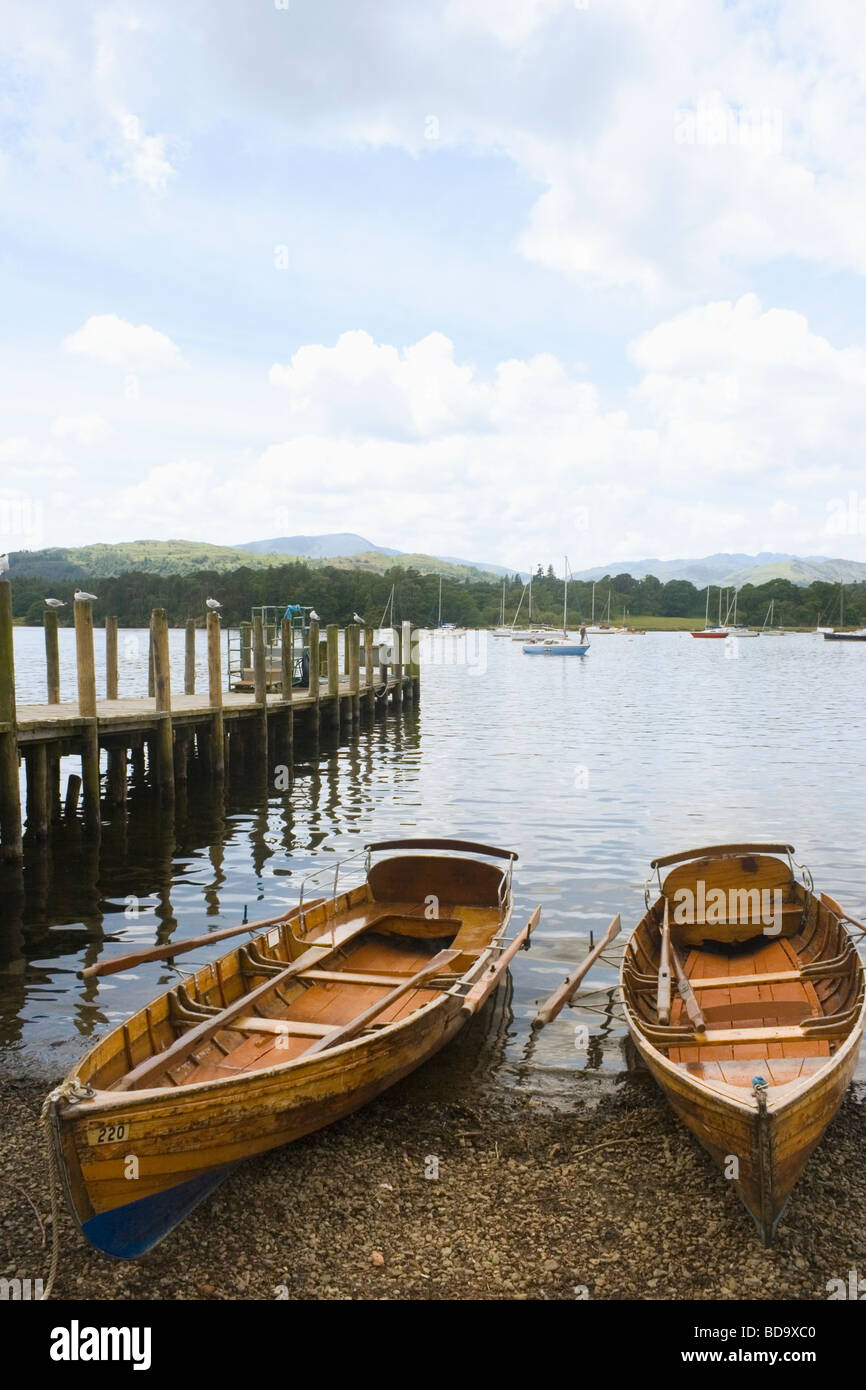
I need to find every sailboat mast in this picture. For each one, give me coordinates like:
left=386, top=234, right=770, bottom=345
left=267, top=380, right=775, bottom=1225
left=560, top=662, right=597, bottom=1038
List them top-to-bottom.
left=562, top=556, right=568, bottom=636
left=529, top=570, right=533, bottom=629
left=437, top=575, right=442, bottom=627
left=591, top=582, right=595, bottom=624
left=705, top=587, right=710, bottom=629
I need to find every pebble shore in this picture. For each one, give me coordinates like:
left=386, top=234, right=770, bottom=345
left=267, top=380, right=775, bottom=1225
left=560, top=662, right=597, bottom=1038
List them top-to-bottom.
left=2, top=1067, right=865, bottom=1301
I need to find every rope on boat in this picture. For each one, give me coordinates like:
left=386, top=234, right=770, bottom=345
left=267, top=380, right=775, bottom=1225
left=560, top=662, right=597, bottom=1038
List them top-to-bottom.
left=38, top=1077, right=93, bottom=1300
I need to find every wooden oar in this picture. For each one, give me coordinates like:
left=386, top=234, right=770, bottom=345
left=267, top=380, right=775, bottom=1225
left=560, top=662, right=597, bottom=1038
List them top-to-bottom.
left=821, top=893, right=866, bottom=936
left=78, top=899, right=325, bottom=980
left=657, top=899, right=672, bottom=1024
left=461, top=906, right=541, bottom=1017
left=531, top=913, right=621, bottom=1029
left=668, top=935, right=706, bottom=1032
left=303, top=948, right=460, bottom=1055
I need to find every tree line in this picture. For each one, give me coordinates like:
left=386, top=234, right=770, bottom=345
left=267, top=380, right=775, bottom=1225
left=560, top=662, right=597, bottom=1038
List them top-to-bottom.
left=7, top=561, right=866, bottom=630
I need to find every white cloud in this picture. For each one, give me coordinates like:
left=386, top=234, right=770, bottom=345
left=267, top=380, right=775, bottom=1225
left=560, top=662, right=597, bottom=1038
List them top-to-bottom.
left=114, top=109, right=175, bottom=194
left=62, top=315, right=182, bottom=370
left=51, top=412, right=111, bottom=445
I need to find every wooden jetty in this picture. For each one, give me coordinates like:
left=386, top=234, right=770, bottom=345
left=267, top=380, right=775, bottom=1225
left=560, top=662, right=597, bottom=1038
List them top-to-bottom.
left=0, top=582, right=420, bottom=863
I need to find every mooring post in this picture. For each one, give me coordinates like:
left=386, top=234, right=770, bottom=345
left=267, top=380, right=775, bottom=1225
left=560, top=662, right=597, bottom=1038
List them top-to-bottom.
left=0, top=581, right=23, bottom=861
left=74, top=596, right=101, bottom=833
left=44, top=608, right=60, bottom=704
left=150, top=608, right=175, bottom=803
left=206, top=611, right=225, bottom=779
left=252, top=614, right=269, bottom=763
left=105, top=615, right=118, bottom=700
left=307, top=617, right=320, bottom=737
left=185, top=618, right=196, bottom=696
left=280, top=618, right=294, bottom=764
left=401, top=620, right=413, bottom=704
left=240, top=621, right=252, bottom=681
left=348, top=623, right=361, bottom=722
left=326, top=624, right=341, bottom=730
left=410, top=624, right=421, bottom=701
left=343, top=625, right=350, bottom=675
left=147, top=626, right=155, bottom=698
left=392, top=626, right=403, bottom=710
left=364, top=627, right=375, bottom=716
left=25, top=745, right=51, bottom=840
left=106, top=746, right=128, bottom=807
left=64, top=773, right=82, bottom=820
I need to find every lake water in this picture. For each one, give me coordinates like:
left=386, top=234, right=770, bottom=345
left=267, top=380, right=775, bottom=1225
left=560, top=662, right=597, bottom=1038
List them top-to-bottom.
left=2, top=625, right=866, bottom=1088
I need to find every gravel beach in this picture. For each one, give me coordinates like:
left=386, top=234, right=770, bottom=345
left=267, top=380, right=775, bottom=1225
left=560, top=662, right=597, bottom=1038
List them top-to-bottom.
left=2, top=1060, right=865, bottom=1302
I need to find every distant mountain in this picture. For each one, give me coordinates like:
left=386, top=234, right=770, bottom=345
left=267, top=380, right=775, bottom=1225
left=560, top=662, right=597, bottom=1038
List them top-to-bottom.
left=234, top=533, right=511, bottom=577
left=235, top=533, right=401, bottom=559
left=6, top=538, right=509, bottom=583
left=572, top=553, right=866, bottom=588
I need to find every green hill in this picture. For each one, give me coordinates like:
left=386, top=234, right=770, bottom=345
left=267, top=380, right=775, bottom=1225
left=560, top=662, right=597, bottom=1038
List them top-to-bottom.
left=7, top=540, right=493, bottom=583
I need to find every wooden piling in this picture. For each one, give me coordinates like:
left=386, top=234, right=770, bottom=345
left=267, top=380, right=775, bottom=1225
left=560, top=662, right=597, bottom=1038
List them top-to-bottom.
left=0, top=580, right=23, bottom=861
left=74, top=596, right=101, bottom=832
left=44, top=608, right=60, bottom=704
left=150, top=608, right=175, bottom=803
left=207, top=611, right=225, bottom=778
left=105, top=615, right=118, bottom=700
left=252, top=615, right=269, bottom=762
left=280, top=618, right=294, bottom=763
left=307, top=618, right=320, bottom=734
left=185, top=619, right=196, bottom=695
left=401, top=620, right=413, bottom=704
left=348, top=623, right=361, bottom=722
left=409, top=623, right=421, bottom=700
left=326, top=624, right=340, bottom=730
left=392, top=626, right=403, bottom=710
left=148, top=627, right=155, bottom=698
left=364, top=627, right=375, bottom=715
left=25, top=744, right=50, bottom=840
left=106, top=747, right=128, bottom=807
left=64, top=773, right=81, bottom=820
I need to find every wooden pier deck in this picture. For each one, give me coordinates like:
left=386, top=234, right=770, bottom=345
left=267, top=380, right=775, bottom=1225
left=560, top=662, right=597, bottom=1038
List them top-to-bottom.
left=0, top=583, right=420, bottom=863
left=12, top=677, right=401, bottom=743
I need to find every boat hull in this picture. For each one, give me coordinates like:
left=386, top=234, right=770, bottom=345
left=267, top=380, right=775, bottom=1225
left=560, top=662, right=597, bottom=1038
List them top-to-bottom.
left=522, top=643, right=589, bottom=655
left=51, top=843, right=527, bottom=1258
left=620, top=850, right=866, bottom=1242
left=56, top=993, right=469, bottom=1257
left=626, top=1016, right=862, bottom=1242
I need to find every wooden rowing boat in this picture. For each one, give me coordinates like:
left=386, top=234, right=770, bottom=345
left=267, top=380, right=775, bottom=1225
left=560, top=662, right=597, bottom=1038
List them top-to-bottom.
left=48, top=839, right=538, bottom=1258
left=620, top=843, right=866, bottom=1243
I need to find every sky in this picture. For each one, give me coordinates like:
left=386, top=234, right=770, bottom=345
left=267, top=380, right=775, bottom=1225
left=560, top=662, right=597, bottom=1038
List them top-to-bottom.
left=2, top=0, right=866, bottom=571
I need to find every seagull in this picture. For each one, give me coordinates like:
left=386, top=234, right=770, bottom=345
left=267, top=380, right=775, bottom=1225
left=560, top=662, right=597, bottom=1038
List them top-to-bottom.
left=0, top=554, right=8, bottom=575
left=74, top=589, right=98, bottom=602
left=45, top=597, right=66, bottom=608
left=205, top=597, right=222, bottom=610
left=309, top=609, right=320, bottom=622
left=352, top=612, right=364, bottom=624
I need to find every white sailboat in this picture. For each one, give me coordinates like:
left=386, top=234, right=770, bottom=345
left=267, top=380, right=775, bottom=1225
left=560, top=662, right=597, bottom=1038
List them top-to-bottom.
left=523, top=557, right=590, bottom=656
left=585, top=585, right=626, bottom=634
left=761, top=598, right=785, bottom=635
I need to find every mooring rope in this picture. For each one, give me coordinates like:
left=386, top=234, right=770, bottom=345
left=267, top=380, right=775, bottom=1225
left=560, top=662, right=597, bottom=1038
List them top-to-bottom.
left=38, top=1078, right=92, bottom=1300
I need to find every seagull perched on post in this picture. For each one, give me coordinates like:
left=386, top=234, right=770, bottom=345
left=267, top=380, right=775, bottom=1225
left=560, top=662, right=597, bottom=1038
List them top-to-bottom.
left=0, top=554, right=9, bottom=576
left=74, top=589, right=98, bottom=602
left=44, top=597, right=66, bottom=608
left=206, top=597, right=222, bottom=610
left=309, top=609, right=320, bottom=623
left=352, top=612, right=363, bottom=624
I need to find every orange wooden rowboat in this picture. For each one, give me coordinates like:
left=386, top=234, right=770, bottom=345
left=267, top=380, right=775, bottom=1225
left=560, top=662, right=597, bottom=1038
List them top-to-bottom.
left=47, top=840, right=538, bottom=1258
left=621, top=843, right=866, bottom=1243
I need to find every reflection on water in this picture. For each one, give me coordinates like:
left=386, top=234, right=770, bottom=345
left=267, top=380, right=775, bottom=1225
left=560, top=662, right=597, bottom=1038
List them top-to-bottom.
left=2, top=629, right=866, bottom=1091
